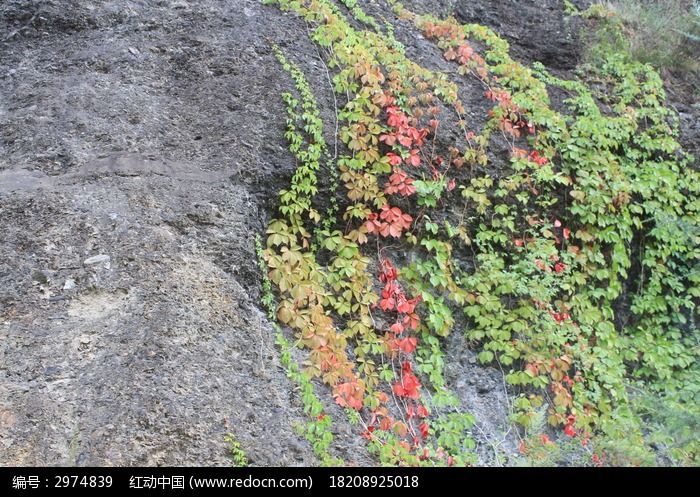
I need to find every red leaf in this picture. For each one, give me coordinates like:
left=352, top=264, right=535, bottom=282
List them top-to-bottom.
left=457, top=43, right=474, bottom=63
left=387, top=107, right=407, bottom=128
left=412, top=128, right=428, bottom=147
left=379, top=133, right=397, bottom=146
left=398, top=134, right=413, bottom=148
left=512, top=147, right=528, bottom=159
left=407, top=149, right=421, bottom=167
left=529, top=150, right=548, bottom=166
left=386, top=153, right=402, bottom=166
left=386, top=169, right=416, bottom=197
left=401, top=179, right=416, bottom=197
left=388, top=223, right=402, bottom=238
left=380, top=259, right=397, bottom=282
left=381, top=283, right=395, bottom=299
left=380, top=297, right=395, bottom=311
left=396, top=297, right=411, bottom=314
left=403, top=312, right=420, bottom=330
left=390, top=322, right=404, bottom=334
left=397, top=336, right=417, bottom=354
left=393, top=372, right=420, bottom=399
left=333, top=381, right=364, bottom=410
left=392, top=382, right=406, bottom=397
left=564, top=414, right=577, bottom=437
left=379, top=417, right=393, bottom=431
left=419, top=421, right=429, bottom=439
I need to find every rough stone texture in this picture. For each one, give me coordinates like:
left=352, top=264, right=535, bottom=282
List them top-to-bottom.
left=0, top=0, right=340, bottom=467
left=1, top=0, right=697, bottom=466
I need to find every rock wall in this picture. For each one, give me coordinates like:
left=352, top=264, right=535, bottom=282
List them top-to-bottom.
left=1, top=0, right=697, bottom=466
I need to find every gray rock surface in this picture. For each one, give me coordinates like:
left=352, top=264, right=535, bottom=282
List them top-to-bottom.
left=0, top=0, right=329, bottom=467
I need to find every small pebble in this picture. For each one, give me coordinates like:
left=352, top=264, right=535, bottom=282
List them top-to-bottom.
left=84, top=254, right=110, bottom=265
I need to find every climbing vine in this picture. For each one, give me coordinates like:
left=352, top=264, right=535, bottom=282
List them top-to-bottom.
left=260, top=0, right=699, bottom=466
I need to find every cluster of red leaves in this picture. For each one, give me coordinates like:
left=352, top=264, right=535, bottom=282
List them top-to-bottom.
left=422, top=20, right=489, bottom=81
left=444, top=43, right=475, bottom=65
left=484, top=88, right=535, bottom=139
left=484, top=88, right=513, bottom=104
left=369, top=97, right=429, bottom=238
left=380, top=105, right=429, bottom=151
left=381, top=107, right=423, bottom=197
left=528, top=150, right=548, bottom=166
left=386, top=152, right=402, bottom=166
left=385, top=168, right=416, bottom=197
left=366, top=204, right=413, bottom=238
left=534, top=252, right=567, bottom=275
left=361, top=259, right=431, bottom=446
left=379, top=259, right=421, bottom=341
left=550, top=310, right=571, bottom=324
left=393, top=361, right=421, bottom=399
left=333, top=379, right=364, bottom=411
left=406, top=403, right=429, bottom=419
left=563, top=414, right=577, bottom=437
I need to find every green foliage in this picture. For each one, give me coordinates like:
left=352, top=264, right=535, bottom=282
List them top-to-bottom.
left=261, top=0, right=699, bottom=466
left=338, top=0, right=382, bottom=31
left=563, top=0, right=579, bottom=15
left=583, top=1, right=700, bottom=75
left=272, top=45, right=326, bottom=232
left=413, top=179, right=446, bottom=208
left=255, top=235, right=343, bottom=466
left=277, top=332, right=344, bottom=466
left=631, top=372, right=700, bottom=466
left=224, top=434, right=249, bottom=467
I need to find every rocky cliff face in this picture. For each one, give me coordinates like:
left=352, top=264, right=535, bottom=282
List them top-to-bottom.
left=1, top=0, right=697, bottom=466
